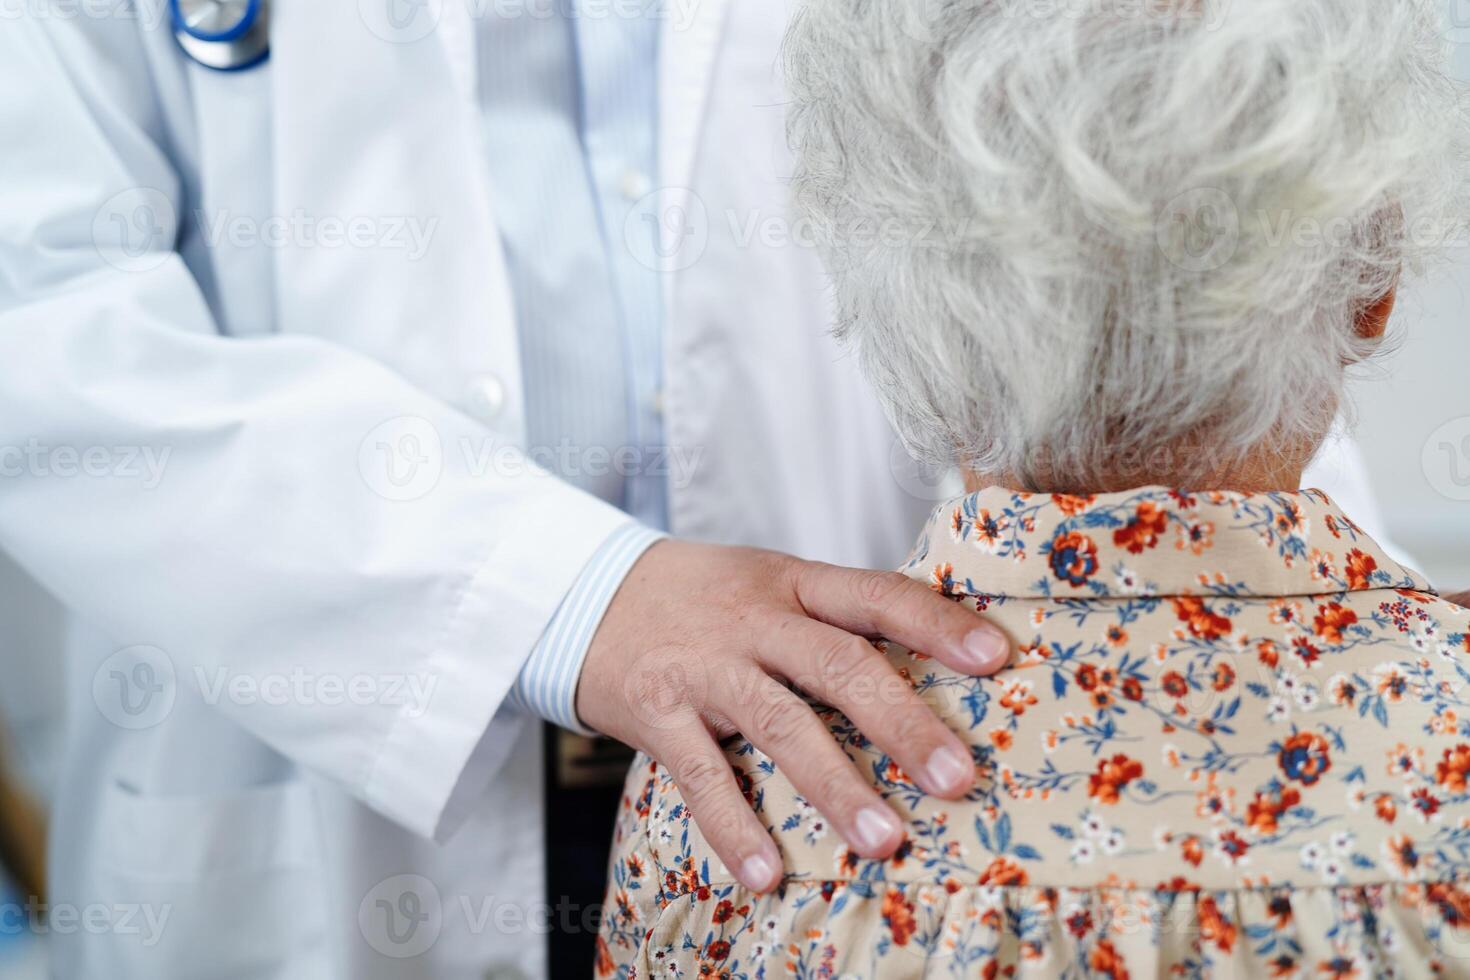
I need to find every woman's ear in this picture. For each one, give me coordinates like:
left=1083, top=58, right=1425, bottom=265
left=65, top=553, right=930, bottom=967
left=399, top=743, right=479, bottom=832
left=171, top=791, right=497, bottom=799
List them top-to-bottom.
left=1355, top=284, right=1397, bottom=341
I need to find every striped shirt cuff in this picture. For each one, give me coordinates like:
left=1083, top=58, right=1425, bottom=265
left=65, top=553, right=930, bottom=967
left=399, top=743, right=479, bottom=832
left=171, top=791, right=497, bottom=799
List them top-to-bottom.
left=507, top=522, right=667, bottom=734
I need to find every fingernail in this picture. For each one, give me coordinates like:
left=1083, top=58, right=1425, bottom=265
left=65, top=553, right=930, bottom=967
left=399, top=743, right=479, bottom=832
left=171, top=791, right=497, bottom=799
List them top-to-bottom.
left=960, top=627, right=1009, bottom=672
left=924, top=744, right=974, bottom=795
left=852, top=805, right=901, bottom=853
left=740, top=852, right=781, bottom=892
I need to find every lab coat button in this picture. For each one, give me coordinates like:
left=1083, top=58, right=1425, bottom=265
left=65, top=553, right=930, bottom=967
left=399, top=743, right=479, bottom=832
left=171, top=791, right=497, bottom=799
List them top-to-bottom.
left=620, top=168, right=652, bottom=202
left=467, top=375, right=506, bottom=421
left=650, top=388, right=667, bottom=417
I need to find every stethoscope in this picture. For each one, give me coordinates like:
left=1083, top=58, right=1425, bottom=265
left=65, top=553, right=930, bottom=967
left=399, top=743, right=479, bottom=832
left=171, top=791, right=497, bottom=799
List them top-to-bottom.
left=170, top=0, right=270, bottom=71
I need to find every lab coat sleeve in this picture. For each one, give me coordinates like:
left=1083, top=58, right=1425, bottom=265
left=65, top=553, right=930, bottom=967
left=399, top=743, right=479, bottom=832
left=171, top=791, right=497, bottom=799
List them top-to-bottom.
left=0, top=16, right=632, bottom=842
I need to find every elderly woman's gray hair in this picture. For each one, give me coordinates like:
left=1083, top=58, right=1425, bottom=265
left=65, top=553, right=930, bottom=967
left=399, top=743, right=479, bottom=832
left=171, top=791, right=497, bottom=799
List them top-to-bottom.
left=785, top=0, right=1469, bottom=489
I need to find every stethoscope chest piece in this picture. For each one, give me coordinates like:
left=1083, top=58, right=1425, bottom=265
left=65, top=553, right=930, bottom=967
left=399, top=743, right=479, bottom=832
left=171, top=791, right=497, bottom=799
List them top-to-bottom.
left=171, top=0, right=270, bottom=71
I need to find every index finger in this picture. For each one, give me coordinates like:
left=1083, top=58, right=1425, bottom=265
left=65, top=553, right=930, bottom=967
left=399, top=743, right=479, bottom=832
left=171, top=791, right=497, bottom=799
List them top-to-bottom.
left=791, top=562, right=1010, bottom=675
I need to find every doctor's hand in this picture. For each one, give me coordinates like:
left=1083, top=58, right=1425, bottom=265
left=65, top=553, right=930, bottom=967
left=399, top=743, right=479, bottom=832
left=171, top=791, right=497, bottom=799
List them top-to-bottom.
left=575, top=539, right=1011, bottom=893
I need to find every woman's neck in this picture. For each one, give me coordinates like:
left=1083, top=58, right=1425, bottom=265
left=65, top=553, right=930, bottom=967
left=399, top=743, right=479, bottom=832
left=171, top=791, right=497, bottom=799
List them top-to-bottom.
left=963, top=457, right=1309, bottom=496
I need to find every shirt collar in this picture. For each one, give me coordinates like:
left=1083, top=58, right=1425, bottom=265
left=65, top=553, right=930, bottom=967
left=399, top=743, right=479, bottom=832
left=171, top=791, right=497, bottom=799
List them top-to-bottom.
left=902, top=485, right=1434, bottom=600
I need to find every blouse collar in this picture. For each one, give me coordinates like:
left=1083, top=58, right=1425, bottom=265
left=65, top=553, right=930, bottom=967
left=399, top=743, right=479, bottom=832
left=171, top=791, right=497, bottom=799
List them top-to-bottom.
left=903, top=486, right=1433, bottom=600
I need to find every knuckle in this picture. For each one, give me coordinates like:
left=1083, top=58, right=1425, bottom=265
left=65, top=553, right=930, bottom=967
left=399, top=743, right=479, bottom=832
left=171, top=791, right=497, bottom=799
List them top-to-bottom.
left=855, top=571, right=908, bottom=608
left=908, top=597, right=952, bottom=638
left=816, top=636, right=871, bottom=683
left=628, top=667, right=689, bottom=717
left=749, top=693, right=808, bottom=746
left=887, top=705, right=938, bottom=747
left=671, top=753, right=729, bottom=802
left=813, top=766, right=859, bottom=810
left=698, top=800, right=754, bottom=851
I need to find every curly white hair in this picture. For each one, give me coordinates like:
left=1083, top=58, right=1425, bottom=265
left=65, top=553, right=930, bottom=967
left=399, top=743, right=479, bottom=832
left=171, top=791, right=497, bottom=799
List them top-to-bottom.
left=785, top=0, right=1470, bottom=489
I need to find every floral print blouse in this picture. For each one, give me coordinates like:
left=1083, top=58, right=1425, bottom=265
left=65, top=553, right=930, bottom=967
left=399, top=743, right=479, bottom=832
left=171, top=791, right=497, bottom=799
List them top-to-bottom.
left=596, top=487, right=1470, bottom=979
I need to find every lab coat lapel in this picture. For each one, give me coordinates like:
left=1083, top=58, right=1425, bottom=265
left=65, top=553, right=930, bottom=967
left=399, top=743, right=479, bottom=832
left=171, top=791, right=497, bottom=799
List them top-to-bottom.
left=658, top=0, right=731, bottom=313
left=268, top=1, right=527, bottom=442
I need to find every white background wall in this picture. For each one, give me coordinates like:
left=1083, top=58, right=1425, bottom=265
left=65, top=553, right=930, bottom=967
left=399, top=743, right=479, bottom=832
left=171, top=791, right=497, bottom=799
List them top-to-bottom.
left=1350, top=221, right=1470, bottom=589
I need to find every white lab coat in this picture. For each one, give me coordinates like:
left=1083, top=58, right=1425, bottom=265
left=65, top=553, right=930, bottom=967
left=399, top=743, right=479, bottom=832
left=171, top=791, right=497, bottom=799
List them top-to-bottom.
left=0, top=1, right=1397, bottom=977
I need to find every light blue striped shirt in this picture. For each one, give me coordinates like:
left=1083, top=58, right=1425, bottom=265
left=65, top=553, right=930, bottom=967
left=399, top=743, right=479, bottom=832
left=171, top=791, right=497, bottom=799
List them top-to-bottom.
left=481, top=2, right=668, bottom=732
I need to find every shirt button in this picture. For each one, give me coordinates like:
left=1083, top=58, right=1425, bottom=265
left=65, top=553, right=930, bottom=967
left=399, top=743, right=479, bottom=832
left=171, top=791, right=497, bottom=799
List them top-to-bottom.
left=619, top=169, right=652, bottom=202
left=466, top=374, right=506, bottom=421
left=650, top=388, right=667, bottom=417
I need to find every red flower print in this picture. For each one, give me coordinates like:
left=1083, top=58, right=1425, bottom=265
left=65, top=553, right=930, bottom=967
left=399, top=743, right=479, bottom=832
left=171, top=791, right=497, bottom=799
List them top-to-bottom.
left=1052, top=493, right=1096, bottom=516
left=1113, top=500, right=1168, bottom=554
left=1274, top=502, right=1304, bottom=537
left=972, top=509, right=1007, bottom=551
left=1175, top=518, right=1215, bottom=555
left=1047, top=530, right=1099, bottom=586
left=1345, top=549, right=1377, bottom=590
left=1171, top=596, right=1232, bottom=641
left=1312, top=602, right=1359, bottom=644
left=1290, top=636, right=1321, bottom=667
left=1212, top=662, right=1236, bottom=691
left=1076, top=663, right=1099, bottom=690
left=1161, top=671, right=1189, bottom=698
left=1122, top=677, right=1145, bottom=701
left=999, top=679, right=1038, bottom=716
left=1277, top=731, right=1332, bottom=786
left=1437, top=744, right=1470, bottom=792
left=1088, top=754, right=1144, bottom=804
left=1244, top=787, right=1300, bottom=835
left=1412, top=787, right=1442, bottom=822
left=1374, top=795, right=1397, bottom=823
left=1214, top=829, right=1250, bottom=865
left=1383, top=834, right=1422, bottom=878
left=1180, top=836, right=1204, bottom=867
left=977, top=857, right=1029, bottom=886
left=1157, top=876, right=1201, bottom=893
left=1426, top=883, right=1470, bottom=927
left=881, top=888, right=917, bottom=946
left=1266, top=893, right=1293, bottom=929
left=1198, top=895, right=1236, bottom=953
left=712, top=900, right=734, bottom=924
left=595, top=937, right=616, bottom=977
left=704, top=939, right=731, bottom=962
left=1088, top=939, right=1130, bottom=979
left=1317, top=955, right=1359, bottom=979
left=1267, top=956, right=1298, bottom=977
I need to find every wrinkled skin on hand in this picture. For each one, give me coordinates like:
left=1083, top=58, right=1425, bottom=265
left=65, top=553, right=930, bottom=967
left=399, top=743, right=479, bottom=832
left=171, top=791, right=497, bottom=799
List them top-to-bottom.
left=576, top=539, right=1011, bottom=892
